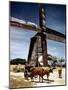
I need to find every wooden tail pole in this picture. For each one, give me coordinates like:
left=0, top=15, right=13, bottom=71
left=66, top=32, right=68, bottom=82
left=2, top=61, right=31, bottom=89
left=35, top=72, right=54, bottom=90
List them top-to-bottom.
left=39, top=5, right=48, bottom=66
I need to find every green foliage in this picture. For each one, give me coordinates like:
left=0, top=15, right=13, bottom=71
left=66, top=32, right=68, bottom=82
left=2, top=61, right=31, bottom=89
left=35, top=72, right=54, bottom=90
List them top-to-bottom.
left=10, top=58, right=26, bottom=65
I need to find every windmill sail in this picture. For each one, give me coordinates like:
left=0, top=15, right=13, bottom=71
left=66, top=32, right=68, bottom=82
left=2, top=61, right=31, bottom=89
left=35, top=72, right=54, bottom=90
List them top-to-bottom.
left=10, top=17, right=66, bottom=43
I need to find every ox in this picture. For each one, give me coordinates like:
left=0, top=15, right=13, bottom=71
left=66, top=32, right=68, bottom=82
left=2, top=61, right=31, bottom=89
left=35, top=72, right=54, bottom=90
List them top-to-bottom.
left=30, top=67, right=53, bottom=82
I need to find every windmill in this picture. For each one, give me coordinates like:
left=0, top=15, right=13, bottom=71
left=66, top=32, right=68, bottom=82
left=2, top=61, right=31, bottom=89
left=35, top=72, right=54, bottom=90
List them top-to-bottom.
left=10, top=5, right=66, bottom=67
left=27, top=6, right=48, bottom=66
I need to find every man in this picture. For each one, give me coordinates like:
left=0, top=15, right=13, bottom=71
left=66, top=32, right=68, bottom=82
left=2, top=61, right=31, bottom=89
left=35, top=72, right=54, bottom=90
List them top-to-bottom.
left=57, top=64, right=62, bottom=78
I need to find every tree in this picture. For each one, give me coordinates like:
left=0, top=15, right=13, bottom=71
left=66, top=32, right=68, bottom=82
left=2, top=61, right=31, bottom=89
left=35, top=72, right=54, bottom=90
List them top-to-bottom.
left=59, top=57, right=64, bottom=63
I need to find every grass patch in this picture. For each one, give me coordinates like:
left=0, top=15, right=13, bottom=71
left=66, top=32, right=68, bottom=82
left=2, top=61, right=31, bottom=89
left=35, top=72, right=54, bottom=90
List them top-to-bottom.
left=10, top=75, right=35, bottom=89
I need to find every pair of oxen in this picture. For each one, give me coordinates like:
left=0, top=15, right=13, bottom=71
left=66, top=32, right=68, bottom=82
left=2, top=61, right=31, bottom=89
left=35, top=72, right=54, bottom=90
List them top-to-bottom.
left=24, top=65, right=53, bottom=82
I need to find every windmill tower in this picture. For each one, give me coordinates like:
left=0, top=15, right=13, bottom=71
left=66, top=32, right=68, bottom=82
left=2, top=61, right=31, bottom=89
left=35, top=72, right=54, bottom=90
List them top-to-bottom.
left=28, top=5, right=48, bottom=66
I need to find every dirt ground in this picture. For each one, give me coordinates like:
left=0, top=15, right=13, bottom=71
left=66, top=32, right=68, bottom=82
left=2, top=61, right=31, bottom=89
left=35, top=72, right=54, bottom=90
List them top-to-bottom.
left=10, top=68, right=66, bottom=88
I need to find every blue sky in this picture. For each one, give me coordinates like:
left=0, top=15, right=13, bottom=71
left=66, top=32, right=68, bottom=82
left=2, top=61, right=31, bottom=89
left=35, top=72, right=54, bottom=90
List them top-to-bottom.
left=10, top=2, right=66, bottom=60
